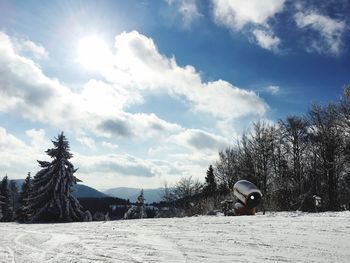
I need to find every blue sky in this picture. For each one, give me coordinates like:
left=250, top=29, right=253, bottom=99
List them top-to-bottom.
left=0, top=0, right=349, bottom=190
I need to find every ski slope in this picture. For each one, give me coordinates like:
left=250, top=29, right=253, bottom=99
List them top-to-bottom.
left=0, top=212, right=349, bottom=262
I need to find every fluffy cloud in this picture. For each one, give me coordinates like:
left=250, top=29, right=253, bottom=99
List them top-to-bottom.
left=211, top=0, right=285, bottom=51
left=212, top=0, right=285, bottom=30
left=294, top=11, right=346, bottom=55
left=252, top=29, right=280, bottom=51
left=0, top=30, right=267, bottom=136
left=0, top=31, right=181, bottom=139
left=107, top=31, right=268, bottom=119
left=0, top=32, right=67, bottom=122
left=15, top=39, right=48, bottom=59
left=99, top=112, right=182, bottom=138
left=0, top=127, right=46, bottom=176
left=25, top=128, right=50, bottom=150
left=170, top=129, right=229, bottom=151
left=77, top=136, right=96, bottom=149
left=72, top=153, right=188, bottom=189
left=75, top=154, right=159, bottom=177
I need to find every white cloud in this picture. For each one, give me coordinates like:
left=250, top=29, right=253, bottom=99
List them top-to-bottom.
left=166, top=0, right=202, bottom=28
left=212, top=0, right=285, bottom=30
left=294, top=11, right=346, bottom=55
left=252, top=29, right=280, bottom=51
left=0, top=30, right=267, bottom=135
left=0, top=31, right=181, bottom=139
left=107, top=31, right=268, bottom=120
left=0, top=32, right=80, bottom=126
left=16, top=40, right=48, bottom=59
left=266, top=85, right=280, bottom=95
left=98, top=112, right=182, bottom=138
left=0, top=127, right=46, bottom=176
left=0, top=127, right=26, bottom=151
left=25, top=128, right=50, bottom=150
left=147, top=128, right=231, bottom=184
left=170, top=129, right=229, bottom=151
left=77, top=136, right=96, bottom=149
left=101, top=141, right=119, bottom=150
left=73, top=153, right=186, bottom=189
left=75, top=153, right=160, bottom=177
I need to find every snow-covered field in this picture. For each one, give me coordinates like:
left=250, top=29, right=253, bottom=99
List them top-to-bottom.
left=0, top=212, right=349, bottom=263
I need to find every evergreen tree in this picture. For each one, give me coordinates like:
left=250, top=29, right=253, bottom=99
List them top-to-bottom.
left=29, top=132, right=84, bottom=222
left=204, top=165, right=217, bottom=196
left=16, top=172, right=32, bottom=223
left=0, top=176, right=13, bottom=222
left=9, top=180, right=19, bottom=219
left=124, top=189, right=147, bottom=219
left=135, top=189, right=147, bottom=219
left=136, top=189, right=145, bottom=205
left=0, top=193, right=4, bottom=220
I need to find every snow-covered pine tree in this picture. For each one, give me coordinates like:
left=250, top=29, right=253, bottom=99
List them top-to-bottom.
left=29, top=132, right=84, bottom=223
left=16, top=172, right=32, bottom=223
left=0, top=176, right=13, bottom=222
left=9, top=180, right=19, bottom=219
left=124, top=189, right=147, bottom=219
left=136, top=189, right=145, bottom=205
left=136, top=189, right=147, bottom=219
left=0, top=194, right=4, bottom=220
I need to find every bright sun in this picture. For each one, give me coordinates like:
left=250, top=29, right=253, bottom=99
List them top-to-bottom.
left=77, top=36, right=111, bottom=70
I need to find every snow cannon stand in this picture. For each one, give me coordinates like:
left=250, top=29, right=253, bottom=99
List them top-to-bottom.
left=233, top=180, right=262, bottom=216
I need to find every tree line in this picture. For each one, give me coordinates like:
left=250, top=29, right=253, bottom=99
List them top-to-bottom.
left=161, top=87, right=350, bottom=213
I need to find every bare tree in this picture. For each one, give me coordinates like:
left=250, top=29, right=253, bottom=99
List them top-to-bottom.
left=308, top=103, right=344, bottom=210
left=279, top=116, right=309, bottom=197
left=250, top=121, right=276, bottom=196
left=214, top=147, right=240, bottom=190
left=173, top=176, right=203, bottom=200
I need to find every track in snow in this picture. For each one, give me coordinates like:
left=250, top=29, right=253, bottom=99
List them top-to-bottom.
left=0, top=212, right=349, bottom=262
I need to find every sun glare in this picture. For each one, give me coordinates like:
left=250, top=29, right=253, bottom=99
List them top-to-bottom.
left=77, top=36, right=111, bottom=70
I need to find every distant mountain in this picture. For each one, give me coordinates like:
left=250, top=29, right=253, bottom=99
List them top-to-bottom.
left=13, top=179, right=25, bottom=190
left=10, top=180, right=108, bottom=198
left=72, top=184, right=109, bottom=198
left=104, top=187, right=164, bottom=203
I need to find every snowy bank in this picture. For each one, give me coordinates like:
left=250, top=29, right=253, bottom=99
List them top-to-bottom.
left=0, top=211, right=349, bottom=262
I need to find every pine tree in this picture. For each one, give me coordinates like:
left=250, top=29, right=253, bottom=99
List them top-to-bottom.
left=29, top=132, right=84, bottom=222
left=204, top=165, right=217, bottom=196
left=16, top=172, right=32, bottom=223
left=0, top=176, right=13, bottom=222
left=9, top=180, right=19, bottom=219
left=124, top=189, right=147, bottom=219
left=136, top=189, right=145, bottom=205
left=0, top=193, right=4, bottom=220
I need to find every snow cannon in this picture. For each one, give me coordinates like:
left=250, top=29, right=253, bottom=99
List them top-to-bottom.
left=233, top=180, right=262, bottom=215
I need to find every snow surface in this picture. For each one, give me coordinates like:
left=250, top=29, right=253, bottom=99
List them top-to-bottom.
left=0, top=212, right=349, bottom=262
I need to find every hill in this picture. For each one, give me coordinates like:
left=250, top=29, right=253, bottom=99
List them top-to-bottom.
left=11, top=180, right=107, bottom=198
left=73, top=184, right=109, bottom=198
left=104, top=187, right=163, bottom=203
left=1, top=212, right=349, bottom=262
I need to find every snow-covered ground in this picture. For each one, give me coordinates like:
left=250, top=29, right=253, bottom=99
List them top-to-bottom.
left=0, top=212, right=349, bottom=263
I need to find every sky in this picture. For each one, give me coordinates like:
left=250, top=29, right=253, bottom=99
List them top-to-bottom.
left=0, top=0, right=349, bottom=190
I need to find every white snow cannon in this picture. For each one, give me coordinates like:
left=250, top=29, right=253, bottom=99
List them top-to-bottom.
left=233, top=180, right=262, bottom=215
